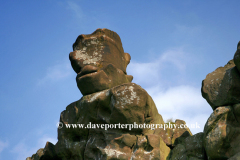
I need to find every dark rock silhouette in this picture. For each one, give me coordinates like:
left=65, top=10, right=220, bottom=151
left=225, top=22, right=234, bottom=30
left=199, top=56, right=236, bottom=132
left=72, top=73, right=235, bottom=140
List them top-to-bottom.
left=233, top=41, right=240, bottom=72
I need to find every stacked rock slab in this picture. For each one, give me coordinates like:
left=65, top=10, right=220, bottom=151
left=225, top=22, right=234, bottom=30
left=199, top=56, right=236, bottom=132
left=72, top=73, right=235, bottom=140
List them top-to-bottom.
left=27, top=29, right=205, bottom=160
left=201, top=42, right=240, bottom=159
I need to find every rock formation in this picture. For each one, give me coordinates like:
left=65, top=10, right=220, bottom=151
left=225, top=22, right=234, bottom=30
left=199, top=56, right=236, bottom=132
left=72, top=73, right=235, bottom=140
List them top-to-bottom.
left=28, top=29, right=240, bottom=160
left=201, top=42, right=240, bottom=159
left=201, top=60, right=240, bottom=110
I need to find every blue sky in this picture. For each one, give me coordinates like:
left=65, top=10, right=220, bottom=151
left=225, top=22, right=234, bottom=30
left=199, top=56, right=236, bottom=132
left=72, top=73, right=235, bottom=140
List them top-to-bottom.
left=0, top=0, right=240, bottom=159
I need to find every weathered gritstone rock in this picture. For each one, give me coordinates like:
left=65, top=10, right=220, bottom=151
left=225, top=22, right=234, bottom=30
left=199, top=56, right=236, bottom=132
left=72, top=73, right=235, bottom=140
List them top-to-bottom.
left=27, top=28, right=210, bottom=160
left=69, top=28, right=133, bottom=96
left=200, top=41, right=240, bottom=160
left=233, top=41, right=240, bottom=72
left=201, top=59, right=240, bottom=110
left=28, top=82, right=167, bottom=160
left=55, top=83, right=165, bottom=159
left=58, top=83, right=164, bottom=134
left=233, top=103, right=240, bottom=124
left=203, top=106, right=240, bottom=160
left=154, top=120, right=192, bottom=149
left=171, top=120, right=192, bottom=147
left=154, top=127, right=173, bottom=147
left=84, top=131, right=135, bottom=159
left=184, top=132, right=205, bottom=159
left=169, top=133, right=206, bottom=160
left=131, top=134, right=171, bottom=160
left=36, top=142, right=60, bottom=160
left=169, top=144, right=186, bottom=160
left=26, top=148, right=44, bottom=160
left=228, top=152, right=240, bottom=160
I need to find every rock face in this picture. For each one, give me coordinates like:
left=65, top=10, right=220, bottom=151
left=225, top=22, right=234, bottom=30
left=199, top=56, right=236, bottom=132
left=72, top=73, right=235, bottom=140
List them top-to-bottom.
left=28, top=28, right=229, bottom=160
left=69, top=28, right=133, bottom=96
left=27, top=29, right=190, bottom=160
left=233, top=41, right=240, bottom=72
left=201, top=42, right=240, bottom=160
left=201, top=60, right=240, bottom=110
left=55, top=83, right=166, bottom=159
left=203, top=106, right=240, bottom=159
left=170, top=132, right=206, bottom=160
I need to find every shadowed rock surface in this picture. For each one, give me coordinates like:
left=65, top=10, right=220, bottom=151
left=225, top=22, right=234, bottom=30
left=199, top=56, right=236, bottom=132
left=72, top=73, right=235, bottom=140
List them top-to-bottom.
left=233, top=41, right=240, bottom=72
left=169, top=132, right=205, bottom=160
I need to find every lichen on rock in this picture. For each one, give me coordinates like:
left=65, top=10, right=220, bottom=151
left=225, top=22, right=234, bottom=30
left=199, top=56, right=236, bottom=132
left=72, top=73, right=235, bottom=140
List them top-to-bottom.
left=28, top=28, right=239, bottom=160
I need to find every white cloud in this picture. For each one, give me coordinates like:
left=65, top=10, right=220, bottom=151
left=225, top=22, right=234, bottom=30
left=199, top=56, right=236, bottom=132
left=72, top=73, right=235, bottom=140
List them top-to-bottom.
left=127, top=47, right=190, bottom=87
left=128, top=48, right=212, bottom=134
left=160, top=48, right=189, bottom=71
left=37, top=61, right=73, bottom=85
left=128, top=61, right=160, bottom=86
left=146, top=85, right=212, bottom=134
left=11, top=135, right=57, bottom=160
left=38, top=135, right=57, bottom=147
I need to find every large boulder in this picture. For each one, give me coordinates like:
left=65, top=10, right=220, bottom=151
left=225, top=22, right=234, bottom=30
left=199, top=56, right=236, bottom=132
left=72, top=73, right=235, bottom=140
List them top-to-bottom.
left=27, top=28, right=200, bottom=160
left=28, top=28, right=171, bottom=160
left=69, top=28, right=133, bottom=96
left=201, top=59, right=240, bottom=110
left=55, top=82, right=165, bottom=159
left=29, top=83, right=169, bottom=160
left=203, top=106, right=240, bottom=159
left=154, top=119, right=192, bottom=149
left=171, top=120, right=192, bottom=147
left=154, top=127, right=173, bottom=147
left=184, top=132, right=205, bottom=159
left=169, top=133, right=206, bottom=160
left=131, top=134, right=171, bottom=160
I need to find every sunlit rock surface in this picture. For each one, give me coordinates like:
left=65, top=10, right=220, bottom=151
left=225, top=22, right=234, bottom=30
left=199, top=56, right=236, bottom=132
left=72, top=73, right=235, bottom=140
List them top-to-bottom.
left=27, top=29, right=240, bottom=160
